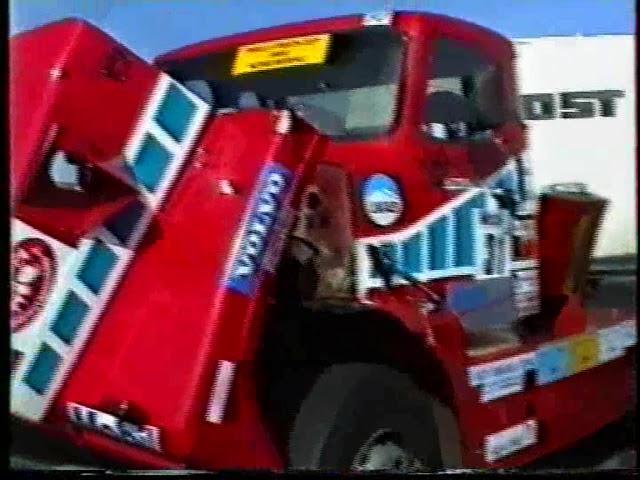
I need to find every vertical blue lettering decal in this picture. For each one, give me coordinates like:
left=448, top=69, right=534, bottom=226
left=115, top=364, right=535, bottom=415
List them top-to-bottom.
left=227, top=163, right=293, bottom=296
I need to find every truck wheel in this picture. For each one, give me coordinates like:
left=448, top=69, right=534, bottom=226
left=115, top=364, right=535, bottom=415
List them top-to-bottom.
left=288, top=363, right=443, bottom=472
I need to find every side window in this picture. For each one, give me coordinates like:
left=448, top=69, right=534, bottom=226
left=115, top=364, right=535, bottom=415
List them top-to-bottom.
left=423, top=39, right=506, bottom=142
left=48, top=151, right=87, bottom=192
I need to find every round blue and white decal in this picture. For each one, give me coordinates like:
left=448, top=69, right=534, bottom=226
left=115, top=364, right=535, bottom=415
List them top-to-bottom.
left=362, top=174, right=403, bottom=227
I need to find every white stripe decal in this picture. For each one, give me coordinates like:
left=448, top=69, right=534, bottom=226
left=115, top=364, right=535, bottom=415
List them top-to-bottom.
left=206, top=360, right=237, bottom=424
left=484, top=419, right=538, bottom=462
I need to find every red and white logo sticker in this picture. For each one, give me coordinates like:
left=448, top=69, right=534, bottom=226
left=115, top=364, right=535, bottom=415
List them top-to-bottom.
left=11, top=238, right=57, bottom=333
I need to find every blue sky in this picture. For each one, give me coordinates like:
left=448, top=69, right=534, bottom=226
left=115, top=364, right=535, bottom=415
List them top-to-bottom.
left=10, top=0, right=635, bottom=61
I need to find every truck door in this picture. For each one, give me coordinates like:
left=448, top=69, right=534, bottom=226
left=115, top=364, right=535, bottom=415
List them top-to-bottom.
left=419, top=33, right=539, bottom=318
left=420, top=35, right=523, bottom=279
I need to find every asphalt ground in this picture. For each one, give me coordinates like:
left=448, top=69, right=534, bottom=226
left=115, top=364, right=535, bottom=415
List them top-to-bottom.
left=10, top=272, right=637, bottom=472
left=9, top=414, right=636, bottom=471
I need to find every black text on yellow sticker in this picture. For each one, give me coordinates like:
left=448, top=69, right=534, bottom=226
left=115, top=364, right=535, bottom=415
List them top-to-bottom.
left=232, top=34, right=331, bottom=76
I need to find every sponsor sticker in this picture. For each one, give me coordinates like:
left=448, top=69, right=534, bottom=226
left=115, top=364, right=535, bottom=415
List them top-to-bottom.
left=232, top=34, right=331, bottom=76
left=227, top=163, right=293, bottom=296
left=361, top=174, right=404, bottom=227
left=11, top=238, right=57, bottom=333
left=619, top=319, right=637, bottom=348
left=598, top=325, right=626, bottom=363
left=567, top=334, right=599, bottom=374
left=535, top=343, right=570, bottom=385
left=468, top=353, right=534, bottom=388
left=469, top=353, right=535, bottom=404
left=205, top=360, right=236, bottom=424
left=480, top=372, right=525, bottom=403
left=66, top=402, right=162, bottom=452
left=484, top=419, right=538, bottom=462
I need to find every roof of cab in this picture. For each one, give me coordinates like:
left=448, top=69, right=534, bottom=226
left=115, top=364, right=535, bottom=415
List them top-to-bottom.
left=154, top=10, right=511, bottom=67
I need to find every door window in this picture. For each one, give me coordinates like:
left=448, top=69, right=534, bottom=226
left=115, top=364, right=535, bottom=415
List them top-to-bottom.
left=423, top=38, right=507, bottom=142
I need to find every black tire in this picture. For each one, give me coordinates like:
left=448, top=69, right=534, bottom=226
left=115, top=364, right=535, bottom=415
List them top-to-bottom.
left=288, top=363, right=443, bottom=472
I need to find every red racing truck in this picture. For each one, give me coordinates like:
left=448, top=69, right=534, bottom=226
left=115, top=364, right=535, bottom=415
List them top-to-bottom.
left=10, top=10, right=636, bottom=471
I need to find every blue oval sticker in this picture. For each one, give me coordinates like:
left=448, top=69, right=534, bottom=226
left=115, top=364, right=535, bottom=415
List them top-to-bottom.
left=362, top=174, right=403, bottom=227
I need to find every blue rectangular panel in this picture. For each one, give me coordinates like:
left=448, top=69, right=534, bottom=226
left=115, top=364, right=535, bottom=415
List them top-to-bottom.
left=155, top=83, right=196, bottom=142
left=132, top=135, right=171, bottom=193
left=227, top=163, right=293, bottom=297
left=468, top=193, right=486, bottom=211
left=104, top=200, right=145, bottom=244
left=454, top=201, right=474, bottom=267
left=429, top=217, right=448, bottom=270
left=402, top=231, right=423, bottom=275
left=77, top=240, right=117, bottom=294
left=448, top=278, right=517, bottom=333
left=448, top=282, right=489, bottom=313
left=51, top=292, right=89, bottom=344
left=24, top=344, right=60, bottom=394
left=535, top=344, right=571, bottom=385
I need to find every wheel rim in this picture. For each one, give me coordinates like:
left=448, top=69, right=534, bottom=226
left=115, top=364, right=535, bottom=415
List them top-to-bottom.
left=351, top=429, right=424, bottom=472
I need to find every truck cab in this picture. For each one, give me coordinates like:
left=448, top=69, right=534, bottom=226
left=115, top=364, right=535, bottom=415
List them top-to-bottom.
left=10, top=11, right=636, bottom=472
left=157, top=11, right=534, bottom=308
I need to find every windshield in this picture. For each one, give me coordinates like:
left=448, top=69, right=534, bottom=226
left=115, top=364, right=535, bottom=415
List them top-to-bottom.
left=165, top=27, right=404, bottom=139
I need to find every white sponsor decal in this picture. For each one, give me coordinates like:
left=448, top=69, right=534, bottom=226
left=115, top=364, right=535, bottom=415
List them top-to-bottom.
left=619, top=319, right=637, bottom=348
left=598, top=324, right=627, bottom=363
left=468, top=353, right=534, bottom=389
left=205, top=360, right=236, bottom=424
left=480, top=372, right=525, bottom=403
left=66, top=402, right=162, bottom=452
left=484, top=419, right=538, bottom=462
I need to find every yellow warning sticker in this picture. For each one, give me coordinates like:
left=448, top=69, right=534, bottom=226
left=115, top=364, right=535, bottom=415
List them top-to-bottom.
left=232, top=34, right=331, bottom=76
left=568, top=334, right=599, bottom=374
